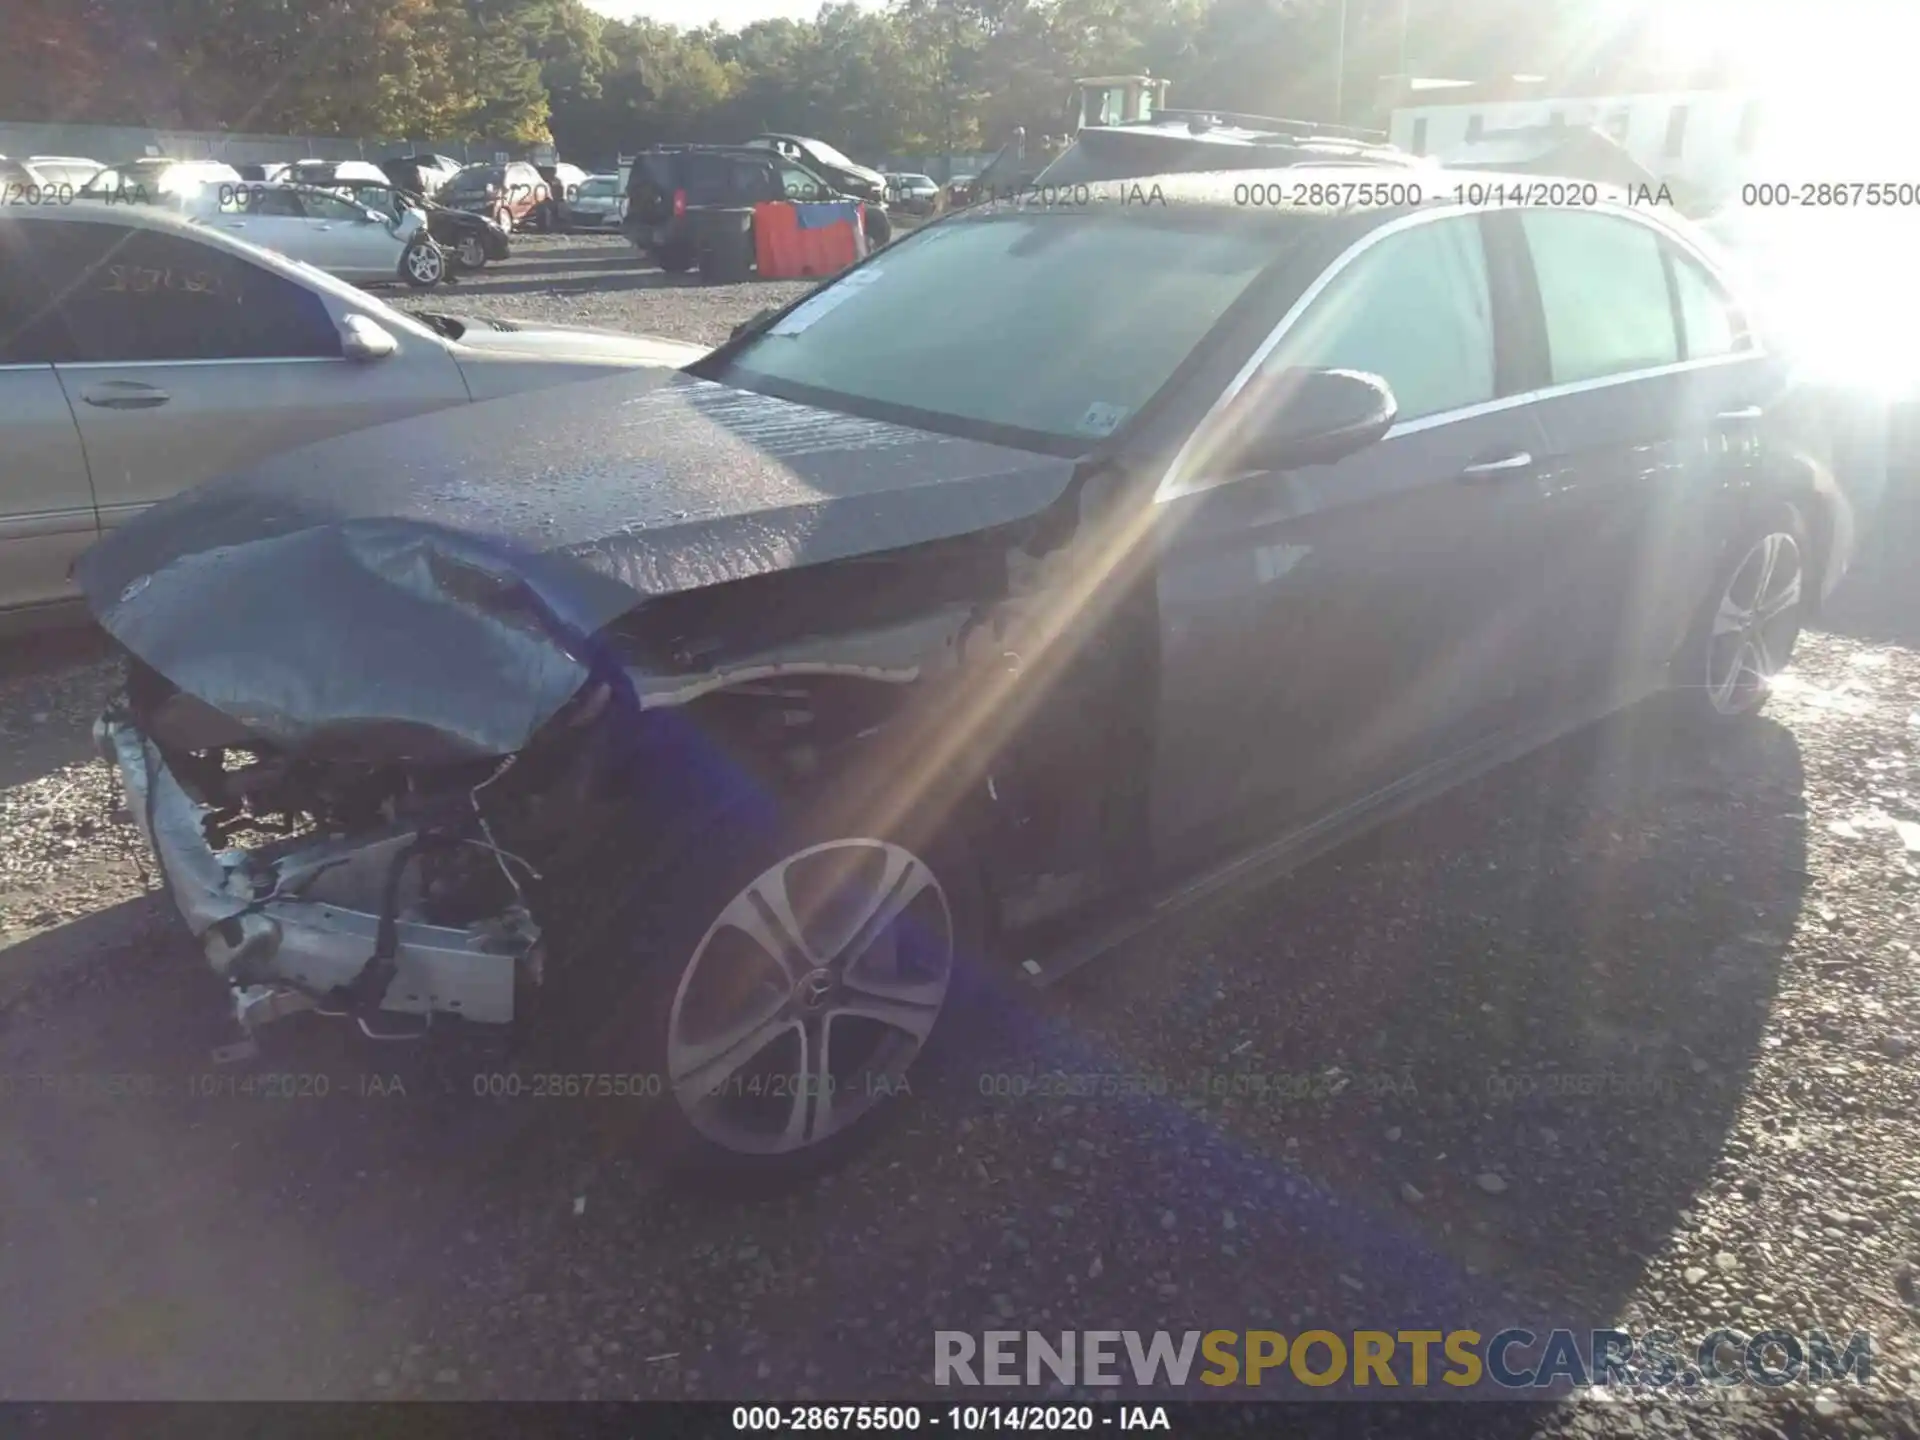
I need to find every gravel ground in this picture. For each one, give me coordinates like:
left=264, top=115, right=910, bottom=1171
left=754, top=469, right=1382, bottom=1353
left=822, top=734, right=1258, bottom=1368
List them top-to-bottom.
left=399, top=229, right=823, bottom=347
left=2, top=239, right=1918, bottom=1435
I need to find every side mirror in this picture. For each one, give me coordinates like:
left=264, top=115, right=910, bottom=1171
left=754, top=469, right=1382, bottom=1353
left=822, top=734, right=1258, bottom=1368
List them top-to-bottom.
left=340, top=314, right=397, bottom=362
left=1219, top=367, right=1398, bottom=473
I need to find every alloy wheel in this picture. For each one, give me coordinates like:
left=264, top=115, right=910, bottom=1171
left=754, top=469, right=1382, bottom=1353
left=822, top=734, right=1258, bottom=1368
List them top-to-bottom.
left=458, top=235, right=486, bottom=268
left=406, top=242, right=444, bottom=285
left=1707, top=531, right=1803, bottom=715
left=665, top=838, right=953, bottom=1156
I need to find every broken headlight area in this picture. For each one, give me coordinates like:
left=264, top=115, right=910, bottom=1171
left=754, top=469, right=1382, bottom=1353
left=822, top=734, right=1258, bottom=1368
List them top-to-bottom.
left=98, top=659, right=610, bottom=1040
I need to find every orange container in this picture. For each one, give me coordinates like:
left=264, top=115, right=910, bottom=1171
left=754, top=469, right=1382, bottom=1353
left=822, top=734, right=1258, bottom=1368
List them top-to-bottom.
left=752, top=201, right=800, bottom=276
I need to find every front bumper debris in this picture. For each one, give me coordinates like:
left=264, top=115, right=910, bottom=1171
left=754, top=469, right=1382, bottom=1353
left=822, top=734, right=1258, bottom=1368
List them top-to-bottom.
left=97, top=712, right=537, bottom=1037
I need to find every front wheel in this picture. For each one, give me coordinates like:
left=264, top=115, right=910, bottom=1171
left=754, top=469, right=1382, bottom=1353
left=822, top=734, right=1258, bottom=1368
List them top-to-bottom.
left=864, top=205, right=893, bottom=247
left=401, top=237, right=446, bottom=289
left=1672, top=502, right=1810, bottom=722
left=547, top=786, right=980, bottom=1189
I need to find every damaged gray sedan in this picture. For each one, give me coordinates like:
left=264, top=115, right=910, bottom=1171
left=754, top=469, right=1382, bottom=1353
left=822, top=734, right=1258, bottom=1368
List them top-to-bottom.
left=84, top=171, right=1853, bottom=1182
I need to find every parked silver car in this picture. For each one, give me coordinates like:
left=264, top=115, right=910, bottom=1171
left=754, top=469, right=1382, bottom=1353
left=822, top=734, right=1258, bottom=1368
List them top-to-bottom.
left=185, top=181, right=445, bottom=288
left=0, top=203, right=709, bottom=626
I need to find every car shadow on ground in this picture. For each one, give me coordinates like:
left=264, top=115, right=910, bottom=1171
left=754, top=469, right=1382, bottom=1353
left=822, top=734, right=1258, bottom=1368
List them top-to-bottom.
left=493, top=248, right=647, bottom=274
left=448, top=269, right=719, bottom=299
left=0, top=624, right=114, bottom=789
left=0, top=687, right=1810, bottom=1403
left=955, top=698, right=1809, bottom=1388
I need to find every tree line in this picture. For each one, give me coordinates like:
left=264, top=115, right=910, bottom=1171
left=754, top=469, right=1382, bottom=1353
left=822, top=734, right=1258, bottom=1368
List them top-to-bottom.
left=5, top=0, right=1731, bottom=166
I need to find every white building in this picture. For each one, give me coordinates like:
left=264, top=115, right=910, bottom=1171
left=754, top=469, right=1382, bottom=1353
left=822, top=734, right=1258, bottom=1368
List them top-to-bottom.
left=1389, top=86, right=1762, bottom=210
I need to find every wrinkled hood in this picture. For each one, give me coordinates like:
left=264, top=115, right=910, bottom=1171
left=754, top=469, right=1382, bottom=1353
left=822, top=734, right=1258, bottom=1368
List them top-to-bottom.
left=78, top=369, right=1079, bottom=760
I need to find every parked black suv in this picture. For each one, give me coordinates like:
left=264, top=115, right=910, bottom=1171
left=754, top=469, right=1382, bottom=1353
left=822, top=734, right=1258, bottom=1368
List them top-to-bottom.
left=623, top=144, right=891, bottom=280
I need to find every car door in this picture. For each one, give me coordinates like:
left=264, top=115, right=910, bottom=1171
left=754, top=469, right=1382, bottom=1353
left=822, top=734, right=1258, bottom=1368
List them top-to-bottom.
left=208, top=185, right=314, bottom=259
left=298, top=188, right=399, bottom=279
left=1504, top=206, right=1772, bottom=716
left=1150, top=212, right=1554, bottom=860
left=14, top=217, right=470, bottom=536
left=0, top=221, right=98, bottom=613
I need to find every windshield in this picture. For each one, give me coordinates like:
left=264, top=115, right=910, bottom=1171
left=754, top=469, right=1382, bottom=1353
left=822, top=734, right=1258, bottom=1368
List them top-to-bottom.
left=577, top=178, right=619, bottom=198
left=718, top=209, right=1288, bottom=445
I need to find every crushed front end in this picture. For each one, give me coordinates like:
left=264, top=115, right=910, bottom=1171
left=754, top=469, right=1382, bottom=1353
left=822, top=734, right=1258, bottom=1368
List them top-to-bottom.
left=97, top=660, right=561, bottom=1044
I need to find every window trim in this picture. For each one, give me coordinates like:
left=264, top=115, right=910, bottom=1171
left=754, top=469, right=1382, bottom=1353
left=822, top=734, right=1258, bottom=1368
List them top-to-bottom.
left=1156, top=200, right=1762, bottom=502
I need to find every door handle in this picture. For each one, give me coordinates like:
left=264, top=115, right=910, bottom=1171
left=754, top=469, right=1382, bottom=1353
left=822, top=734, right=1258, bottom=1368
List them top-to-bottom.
left=79, top=382, right=170, bottom=410
left=1716, top=405, right=1763, bottom=423
left=1458, top=451, right=1534, bottom=480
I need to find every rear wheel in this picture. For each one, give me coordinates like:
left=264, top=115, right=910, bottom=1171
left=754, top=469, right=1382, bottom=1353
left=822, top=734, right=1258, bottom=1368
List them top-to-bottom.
left=494, top=205, right=514, bottom=234
left=864, top=205, right=893, bottom=247
left=455, top=234, right=488, bottom=270
left=656, top=241, right=695, bottom=273
left=1672, top=502, right=1809, bottom=723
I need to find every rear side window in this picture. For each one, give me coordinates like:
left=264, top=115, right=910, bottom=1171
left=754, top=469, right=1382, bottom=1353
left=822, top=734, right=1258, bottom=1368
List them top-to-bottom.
left=1520, top=210, right=1679, bottom=383
left=1262, top=216, right=1496, bottom=421
left=2, top=220, right=342, bottom=364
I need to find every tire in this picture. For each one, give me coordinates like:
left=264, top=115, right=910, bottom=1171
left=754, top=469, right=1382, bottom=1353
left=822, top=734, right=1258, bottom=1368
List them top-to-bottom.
left=864, top=205, right=893, bottom=247
left=494, top=206, right=514, bottom=234
left=455, top=233, right=488, bottom=271
left=401, top=237, right=445, bottom=289
left=656, top=241, right=695, bottom=273
left=1670, top=500, right=1810, bottom=724
left=541, top=778, right=982, bottom=1191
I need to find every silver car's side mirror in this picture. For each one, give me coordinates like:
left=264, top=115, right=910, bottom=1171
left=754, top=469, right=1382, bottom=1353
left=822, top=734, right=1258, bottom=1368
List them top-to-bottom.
left=340, top=314, right=397, bottom=362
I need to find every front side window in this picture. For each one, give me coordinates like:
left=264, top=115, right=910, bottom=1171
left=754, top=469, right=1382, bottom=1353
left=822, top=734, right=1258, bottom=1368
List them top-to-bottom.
left=301, top=190, right=371, bottom=222
left=1520, top=209, right=1679, bottom=384
left=719, top=210, right=1293, bottom=446
left=1261, top=217, right=1496, bottom=421
left=3, top=221, right=342, bottom=364
left=1669, top=250, right=1745, bottom=360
